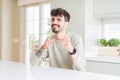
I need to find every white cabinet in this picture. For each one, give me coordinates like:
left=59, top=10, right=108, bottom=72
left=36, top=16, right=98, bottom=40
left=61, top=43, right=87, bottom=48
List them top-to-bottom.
left=94, top=0, right=120, bottom=18
left=86, top=60, right=120, bottom=76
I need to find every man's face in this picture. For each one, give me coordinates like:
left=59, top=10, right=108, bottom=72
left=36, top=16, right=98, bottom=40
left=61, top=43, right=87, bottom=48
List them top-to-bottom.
left=51, top=15, right=68, bottom=33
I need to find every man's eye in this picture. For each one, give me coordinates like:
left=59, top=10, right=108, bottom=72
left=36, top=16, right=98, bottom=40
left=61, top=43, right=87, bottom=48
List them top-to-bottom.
left=51, top=18, right=55, bottom=21
left=57, top=19, right=61, bottom=21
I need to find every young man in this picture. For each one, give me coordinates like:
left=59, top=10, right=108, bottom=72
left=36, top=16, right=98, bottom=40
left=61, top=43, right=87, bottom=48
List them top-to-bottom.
left=30, top=8, right=86, bottom=71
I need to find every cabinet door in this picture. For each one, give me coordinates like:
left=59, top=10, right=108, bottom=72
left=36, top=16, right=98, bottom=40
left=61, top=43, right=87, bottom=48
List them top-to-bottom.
left=94, top=0, right=120, bottom=17
left=86, top=61, right=120, bottom=76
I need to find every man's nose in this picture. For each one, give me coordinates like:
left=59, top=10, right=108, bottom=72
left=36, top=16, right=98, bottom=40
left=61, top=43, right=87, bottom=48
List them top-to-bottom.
left=52, top=20, right=57, bottom=24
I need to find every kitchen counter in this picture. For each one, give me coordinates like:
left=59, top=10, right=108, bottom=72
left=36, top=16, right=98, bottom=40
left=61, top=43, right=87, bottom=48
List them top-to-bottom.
left=87, top=56, right=120, bottom=63
left=0, top=60, right=120, bottom=80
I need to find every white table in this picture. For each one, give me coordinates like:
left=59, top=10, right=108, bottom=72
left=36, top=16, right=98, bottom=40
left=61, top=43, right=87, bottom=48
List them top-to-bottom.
left=0, top=60, right=120, bottom=80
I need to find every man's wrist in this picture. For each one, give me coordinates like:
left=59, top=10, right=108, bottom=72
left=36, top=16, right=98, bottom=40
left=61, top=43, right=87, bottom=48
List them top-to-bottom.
left=41, top=45, right=47, bottom=50
left=69, top=48, right=76, bottom=55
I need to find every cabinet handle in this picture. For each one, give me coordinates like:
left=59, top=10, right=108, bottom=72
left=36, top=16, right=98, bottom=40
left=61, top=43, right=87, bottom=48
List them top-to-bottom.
left=117, top=49, right=120, bottom=56
left=117, top=49, right=120, bottom=51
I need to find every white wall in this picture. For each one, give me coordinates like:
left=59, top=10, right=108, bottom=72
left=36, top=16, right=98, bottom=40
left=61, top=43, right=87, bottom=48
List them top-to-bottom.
left=51, top=0, right=84, bottom=39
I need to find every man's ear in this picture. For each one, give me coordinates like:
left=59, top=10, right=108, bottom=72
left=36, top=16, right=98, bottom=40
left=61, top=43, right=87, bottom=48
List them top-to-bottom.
left=65, top=22, right=69, bottom=28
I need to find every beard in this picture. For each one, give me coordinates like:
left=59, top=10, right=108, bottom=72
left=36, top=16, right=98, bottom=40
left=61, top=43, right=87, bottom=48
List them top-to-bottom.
left=51, top=24, right=60, bottom=33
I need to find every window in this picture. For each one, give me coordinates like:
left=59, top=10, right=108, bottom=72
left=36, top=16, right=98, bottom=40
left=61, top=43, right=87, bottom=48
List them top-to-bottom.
left=23, top=3, right=50, bottom=64
left=85, top=18, right=120, bottom=57
left=103, top=20, right=120, bottom=40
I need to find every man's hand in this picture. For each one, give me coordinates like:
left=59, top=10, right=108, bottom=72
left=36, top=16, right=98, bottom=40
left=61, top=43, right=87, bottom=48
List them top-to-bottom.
left=59, top=36, right=73, bottom=53
left=59, top=37, right=78, bottom=59
left=41, top=38, right=54, bottom=49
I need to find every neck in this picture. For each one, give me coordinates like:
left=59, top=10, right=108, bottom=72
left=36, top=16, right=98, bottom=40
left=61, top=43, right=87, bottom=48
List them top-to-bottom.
left=55, top=31, right=67, bottom=40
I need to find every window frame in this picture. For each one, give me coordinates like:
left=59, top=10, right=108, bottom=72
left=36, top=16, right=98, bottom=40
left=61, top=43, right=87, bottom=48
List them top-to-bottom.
left=19, top=2, right=50, bottom=64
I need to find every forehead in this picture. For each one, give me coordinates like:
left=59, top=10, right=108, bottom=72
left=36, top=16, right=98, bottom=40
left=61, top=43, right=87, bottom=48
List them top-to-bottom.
left=51, top=15, right=64, bottom=19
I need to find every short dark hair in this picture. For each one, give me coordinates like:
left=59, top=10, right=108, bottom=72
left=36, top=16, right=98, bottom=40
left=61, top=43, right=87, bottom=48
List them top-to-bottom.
left=50, top=8, right=70, bottom=22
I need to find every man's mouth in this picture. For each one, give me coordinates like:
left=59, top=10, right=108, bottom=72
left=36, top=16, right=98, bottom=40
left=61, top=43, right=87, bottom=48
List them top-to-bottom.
left=51, top=24, right=60, bottom=33
left=52, top=24, right=60, bottom=28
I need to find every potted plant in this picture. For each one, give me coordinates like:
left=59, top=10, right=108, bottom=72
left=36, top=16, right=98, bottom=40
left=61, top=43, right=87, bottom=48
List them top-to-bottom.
left=97, top=38, right=120, bottom=56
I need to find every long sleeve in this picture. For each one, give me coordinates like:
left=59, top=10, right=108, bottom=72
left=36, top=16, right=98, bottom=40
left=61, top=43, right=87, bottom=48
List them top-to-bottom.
left=30, top=33, right=86, bottom=71
left=70, top=33, right=86, bottom=71
left=30, top=48, right=48, bottom=66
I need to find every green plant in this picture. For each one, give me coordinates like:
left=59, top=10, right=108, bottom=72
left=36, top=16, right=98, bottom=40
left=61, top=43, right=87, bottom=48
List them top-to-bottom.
left=46, top=18, right=52, bottom=37
left=46, top=28, right=52, bottom=37
left=29, top=34, right=39, bottom=54
left=99, top=38, right=120, bottom=47
left=99, top=38, right=108, bottom=46
left=107, top=38, right=120, bottom=47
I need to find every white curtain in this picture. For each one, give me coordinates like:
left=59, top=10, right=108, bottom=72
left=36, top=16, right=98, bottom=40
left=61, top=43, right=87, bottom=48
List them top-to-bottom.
left=18, top=0, right=49, bottom=6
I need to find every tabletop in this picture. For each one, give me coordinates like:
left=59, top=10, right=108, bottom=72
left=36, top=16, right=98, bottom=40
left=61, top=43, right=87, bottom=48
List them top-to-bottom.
left=0, top=60, right=120, bottom=80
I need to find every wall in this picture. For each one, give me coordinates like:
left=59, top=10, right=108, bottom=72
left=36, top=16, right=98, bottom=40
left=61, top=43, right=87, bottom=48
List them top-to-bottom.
left=0, top=0, right=2, bottom=59
left=1, top=0, right=20, bottom=62
left=2, top=0, right=14, bottom=60
left=12, top=0, right=20, bottom=62
left=51, top=0, right=84, bottom=39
